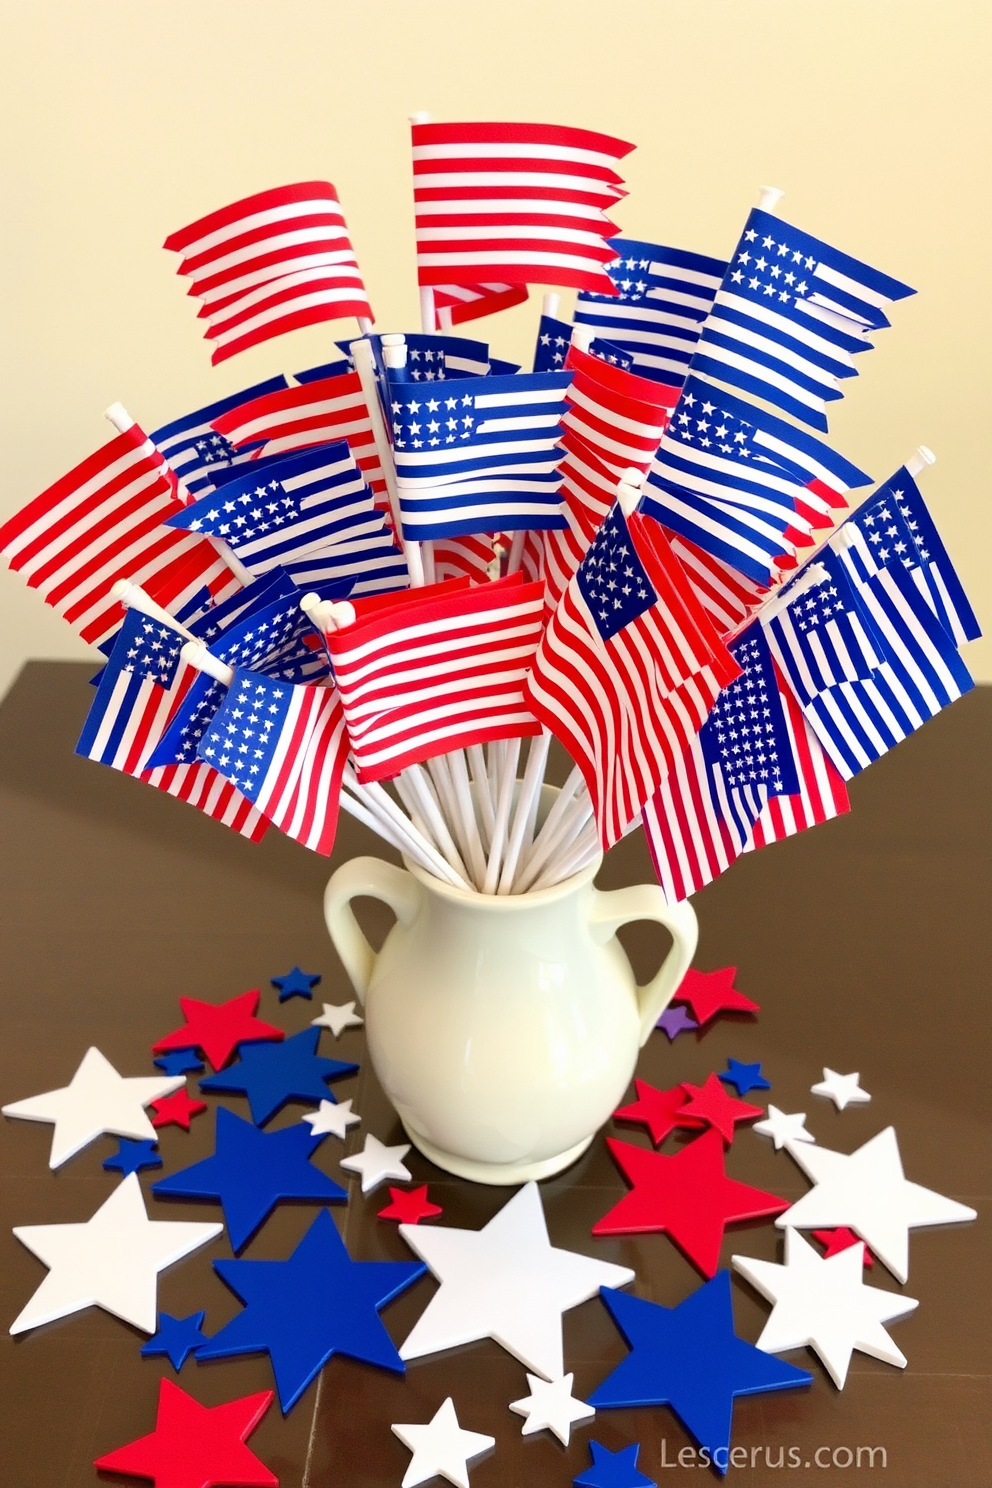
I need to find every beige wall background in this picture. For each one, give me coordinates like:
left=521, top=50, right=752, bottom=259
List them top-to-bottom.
left=1, top=0, right=989, bottom=697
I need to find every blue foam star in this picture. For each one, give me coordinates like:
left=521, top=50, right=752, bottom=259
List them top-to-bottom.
left=271, top=966, right=321, bottom=1002
left=199, top=1027, right=358, bottom=1126
left=153, top=1049, right=205, bottom=1076
left=718, top=1058, right=771, bottom=1097
left=152, top=1106, right=346, bottom=1251
left=102, top=1138, right=163, bottom=1177
left=195, top=1208, right=425, bottom=1412
left=589, top=1275, right=812, bottom=1475
left=140, top=1310, right=207, bottom=1370
left=574, top=1440, right=656, bottom=1488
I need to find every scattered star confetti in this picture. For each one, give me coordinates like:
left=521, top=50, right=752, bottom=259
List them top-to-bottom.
left=271, top=966, right=321, bottom=1002
left=672, top=966, right=760, bottom=1025
left=153, top=990, right=283, bottom=1073
left=311, top=1000, right=364, bottom=1037
left=655, top=1005, right=698, bottom=1041
left=199, top=1027, right=358, bottom=1126
left=153, top=1050, right=205, bottom=1077
left=718, top=1058, right=770, bottom=1097
left=810, top=1067, right=872, bottom=1110
left=676, top=1072, right=764, bottom=1144
left=613, top=1078, right=705, bottom=1146
left=150, top=1088, right=207, bottom=1131
left=301, top=1098, right=361, bottom=1139
left=752, top=1105, right=815, bottom=1150
left=341, top=1133, right=412, bottom=1193
left=103, top=1137, right=163, bottom=1177
left=378, top=1185, right=443, bottom=1224
left=813, top=1226, right=876, bottom=1266
left=140, top=1310, right=209, bottom=1371
left=510, top=1371, right=595, bottom=1446
left=93, top=1378, right=277, bottom=1488
left=392, top=1397, right=494, bottom=1488
left=574, top=1440, right=656, bottom=1488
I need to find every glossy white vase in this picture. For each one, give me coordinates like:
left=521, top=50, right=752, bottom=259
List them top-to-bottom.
left=324, top=840, right=697, bottom=1185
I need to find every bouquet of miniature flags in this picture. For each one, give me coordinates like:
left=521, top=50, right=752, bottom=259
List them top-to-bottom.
left=0, top=123, right=979, bottom=898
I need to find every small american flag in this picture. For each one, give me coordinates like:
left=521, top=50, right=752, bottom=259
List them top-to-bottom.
left=411, top=119, right=633, bottom=294
left=164, top=182, right=373, bottom=364
left=563, top=343, right=678, bottom=476
left=149, top=377, right=287, bottom=499
left=525, top=504, right=738, bottom=848
left=325, top=575, right=544, bottom=781
left=198, top=670, right=348, bottom=854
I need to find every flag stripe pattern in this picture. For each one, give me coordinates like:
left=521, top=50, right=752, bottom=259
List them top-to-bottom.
left=412, top=120, right=634, bottom=294
left=164, top=182, right=373, bottom=364
left=574, top=239, right=728, bottom=386
left=432, top=283, right=530, bottom=323
left=563, top=344, right=678, bottom=476
left=150, top=377, right=288, bottom=499
left=0, top=424, right=235, bottom=647
left=764, top=550, right=881, bottom=704
left=325, top=576, right=544, bottom=781
left=198, top=670, right=348, bottom=854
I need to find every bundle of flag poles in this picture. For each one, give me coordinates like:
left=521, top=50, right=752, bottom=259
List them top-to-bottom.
left=1, top=120, right=980, bottom=900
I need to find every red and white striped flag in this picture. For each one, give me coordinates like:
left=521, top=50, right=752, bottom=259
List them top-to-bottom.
left=412, top=121, right=634, bottom=295
left=164, top=182, right=374, bottom=364
left=432, top=283, right=529, bottom=325
left=563, top=344, right=678, bottom=475
left=210, top=372, right=387, bottom=503
left=0, top=424, right=239, bottom=648
left=541, top=436, right=626, bottom=619
left=525, top=505, right=739, bottom=848
left=667, top=532, right=770, bottom=636
left=432, top=533, right=496, bottom=584
left=326, top=575, right=544, bottom=782
left=745, top=660, right=850, bottom=849
left=197, top=669, right=349, bottom=855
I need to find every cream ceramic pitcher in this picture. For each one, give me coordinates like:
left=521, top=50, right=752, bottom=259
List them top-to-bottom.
left=324, top=851, right=698, bottom=1185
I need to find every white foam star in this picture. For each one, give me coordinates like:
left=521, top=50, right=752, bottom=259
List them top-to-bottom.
left=310, top=1001, right=364, bottom=1038
left=810, top=1068, right=871, bottom=1110
left=301, top=1098, right=361, bottom=1140
left=752, top=1105, right=816, bottom=1150
left=340, top=1133, right=411, bottom=1193
left=509, top=1371, right=595, bottom=1445
left=392, top=1397, right=494, bottom=1488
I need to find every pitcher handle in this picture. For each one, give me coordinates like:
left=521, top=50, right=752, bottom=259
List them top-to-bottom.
left=323, top=856, right=424, bottom=1006
left=589, top=884, right=699, bottom=1047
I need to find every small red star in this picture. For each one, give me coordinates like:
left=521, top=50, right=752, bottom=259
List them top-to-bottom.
left=672, top=966, right=760, bottom=1026
left=153, top=990, right=284, bottom=1072
left=676, top=1072, right=764, bottom=1144
left=613, top=1078, right=706, bottom=1145
left=150, top=1089, right=207, bottom=1131
left=593, top=1130, right=789, bottom=1276
left=377, top=1185, right=443, bottom=1224
left=813, top=1227, right=876, bottom=1267
left=94, top=1378, right=276, bottom=1488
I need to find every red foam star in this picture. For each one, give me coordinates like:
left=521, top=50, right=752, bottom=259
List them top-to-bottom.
left=671, top=966, right=760, bottom=1026
left=153, top=990, right=284, bottom=1072
left=676, top=1072, right=764, bottom=1144
left=613, top=1078, right=706, bottom=1146
left=150, top=1089, right=208, bottom=1131
left=592, top=1130, right=789, bottom=1276
left=377, top=1184, right=443, bottom=1224
left=813, top=1227, right=876, bottom=1267
left=94, top=1378, right=277, bottom=1488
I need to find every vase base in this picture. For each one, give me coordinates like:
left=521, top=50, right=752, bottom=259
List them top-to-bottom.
left=401, top=1125, right=595, bottom=1186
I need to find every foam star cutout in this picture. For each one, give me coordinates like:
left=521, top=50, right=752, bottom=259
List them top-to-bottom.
left=271, top=966, right=321, bottom=1002
left=672, top=966, right=759, bottom=1026
left=153, top=990, right=284, bottom=1073
left=311, top=1000, right=364, bottom=1037
left=655, top=1005, right=698, bottom=1041
left=199, top=1027, right=358, bottom=1126
left=2, top=1047, right=183, bottom=1169
left=153, top=1050, right=205, bottom=1077
left=718, top=1058, right=770, bottom=1097
left=810, top=1067, right=871, bottom=1110
left=676, top=1073, right=764, bottom=1144
left=613, top=1078, right=705, bottom=1146
left=150, top=1088, right=208, bottom=1131
left=302, top=1097, right=360, bottom=1139
left=752, top=1105, right=815, bottom=1151
left=153, top=1106, right=346, bottom=1251
left=778, top=1125, right=977, bottom=1282
left=593, top=1131, right=789, bottom=1277
left=340, top=1133, right=412, bottom=1193
left=103, top=1138, right=163, bottom=1177
left=10, top=1172, right=222, bottom=1334
left=399, top=1180, right=635, bottom=1379
left=379, top=1185, right=443, bottom=1224
left=196, top=1208, right=425, bottom=1412
left=813, top=1227, right=875, bottom=1266
left=732, top=1228, right=918, bottom=1388
left=589, top=1275, right=812, bottom=1474
left=140, top=1310, right=208, bottom=1370
left=510, top=1371, right=594, bottom=1446
left=93, top=1378, right=276, bottom=1488
left=392, top=1397, right=494, bottom=1488
left=574, top=1440, right=655, bottom=1488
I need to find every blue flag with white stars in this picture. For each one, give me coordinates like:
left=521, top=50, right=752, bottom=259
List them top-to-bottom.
left=533, top=313, right=573, bottom=372
left=150, top=376, right=287, bottom=498
left=575, top=508, right=658, bottom=642
left=764, top=548, right=882, bottom=704
left=76, top=609, right=187, bottom=766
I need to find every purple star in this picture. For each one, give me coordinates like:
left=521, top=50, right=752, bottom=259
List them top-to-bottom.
left=655, top=1004, right=699, bottom=1041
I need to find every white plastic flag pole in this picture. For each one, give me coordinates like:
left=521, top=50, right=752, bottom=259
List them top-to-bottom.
left=756, top=185, right=785, bottom=214
left=542, top=292, right=561, bottom=320
left=436, top=304, right=453, bottom=331
left=569, top=324, right=594, bottom=354
left=348, top=336, right=426, bottom=589
left=104, top=403, right=254, bottom=588
left=907, top=444, right=936, bottom=477
left=506, top=530, right=528, bottom=575
left=109, top=580, right=199, bottom=642
left=179, top=641, right=234, bottom=688
left=497, top=729, right=551, bottom=894
left=482, top=737, right=521, bottom=894
left=466, top=744, right=496, bottom=848
left=447, top=750, right=488, bottom=888
left=427, top=752, right=471, bottom=866
left=399, top=763, right=472, bottom=882
left=514, top=765, right=587, bottom=889
left=343, top=767, right=470, bottom=889
left=516, top=793, right=593, bottom=893
left=531, top=817, right=600, bottom=890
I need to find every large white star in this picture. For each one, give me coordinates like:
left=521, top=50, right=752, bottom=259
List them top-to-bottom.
left=310, top=1001, right=364, bottom=1038
left=2, top=1047, right=183, bottom=1168
left=810, top=1068, right=871, bottom=1110
left=752, top=1105, right=816, bottom=1151
left=777, top=1126, right=977, bottom=1282
left=10, top=1173, right=222, bottom=1334
left=399, top=1181, right=635, bottom=1379
left=733, top=1227, right=918, bottom=1388
left=509, top=1371, right=595, bottom=1445
left=392, top=1397, right=494, bottom=1488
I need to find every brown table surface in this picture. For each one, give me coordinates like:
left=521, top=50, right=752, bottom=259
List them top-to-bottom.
left=0, top=663, right=988, bottom=1487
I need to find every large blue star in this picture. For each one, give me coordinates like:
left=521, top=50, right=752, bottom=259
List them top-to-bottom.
left=271, top=966, right=321, bottom=1002
left=199, top=1027, right=358, bottom=1125
left=718, top=1058, right=770, bottom=1097
left=151, top=1106, right=346, bottom=1251
left=103, top=1138, right=162, bottom=1177
left=195, top=1209, right=425, bottom=1412
left=589, top=1274, right=812, bottom=1476
left=140, top=1310, right=207, bottom=1370
left=574, top=1440, right=656, bottom=1487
